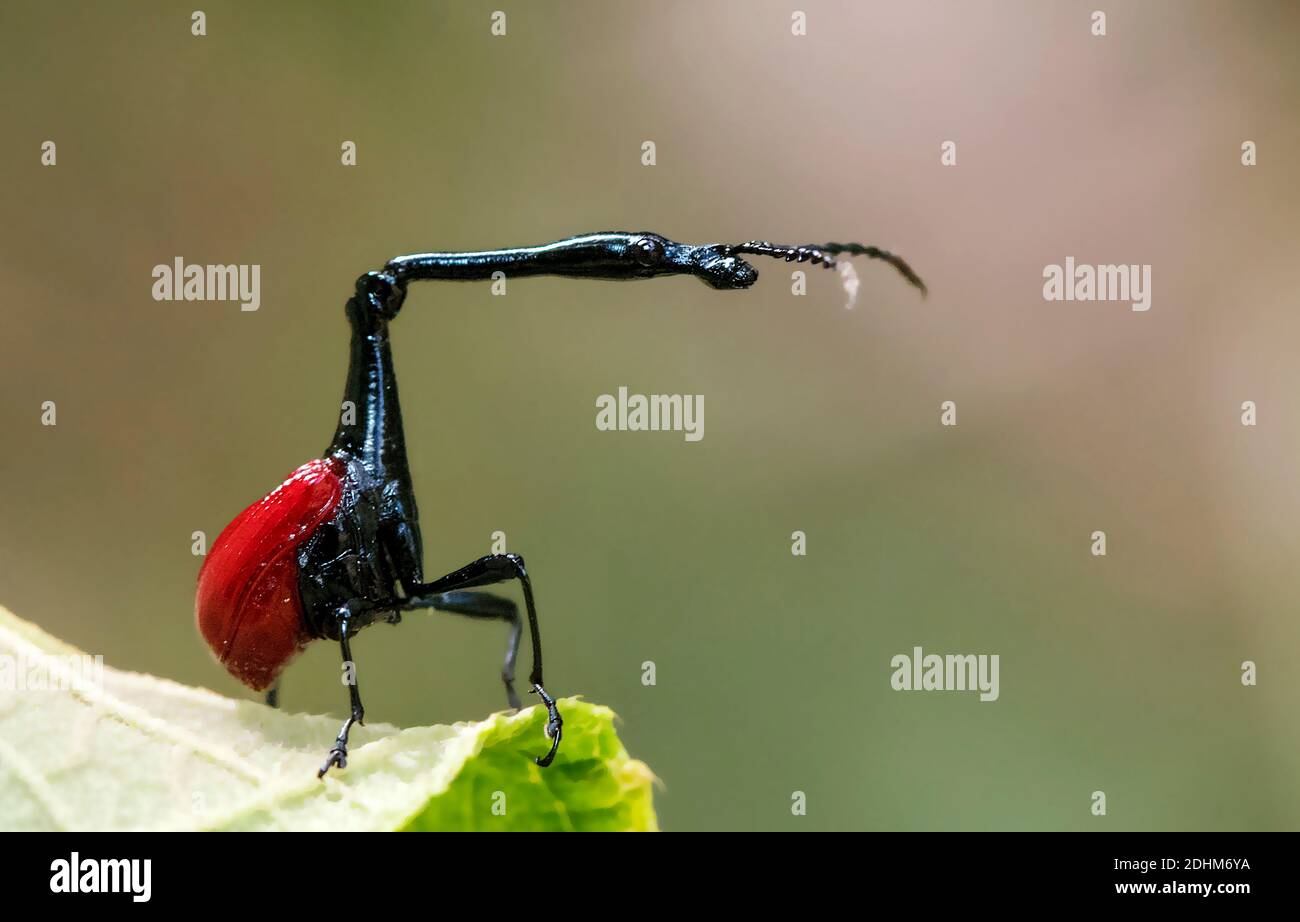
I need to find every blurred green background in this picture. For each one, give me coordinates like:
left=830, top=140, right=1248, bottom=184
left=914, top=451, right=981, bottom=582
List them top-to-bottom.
left=2, top=0, right=1299, bottom=830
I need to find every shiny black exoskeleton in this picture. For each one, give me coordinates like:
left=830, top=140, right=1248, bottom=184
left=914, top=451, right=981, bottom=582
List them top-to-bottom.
left=294, top=232, right=925, bottom=777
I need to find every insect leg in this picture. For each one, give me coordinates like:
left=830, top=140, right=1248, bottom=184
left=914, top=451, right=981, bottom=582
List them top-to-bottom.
left=408, top=555, right=562, bottom=766
left=398, top=590, right=523, bottom=710
left=318, top=613, right=365, bottom=778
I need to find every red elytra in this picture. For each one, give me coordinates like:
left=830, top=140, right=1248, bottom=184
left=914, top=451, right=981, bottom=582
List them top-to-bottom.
left=195, top=458, right=344, bottom=691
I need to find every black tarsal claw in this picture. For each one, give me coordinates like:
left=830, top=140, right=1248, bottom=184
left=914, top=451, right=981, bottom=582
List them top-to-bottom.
left=529, top=682, right=563, bottom=767
left=318, top=747, right=348, bottom=778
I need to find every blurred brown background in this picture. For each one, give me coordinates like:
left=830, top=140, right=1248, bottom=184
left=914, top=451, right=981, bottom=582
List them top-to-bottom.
left=2, top=0, right=1298, bottom=830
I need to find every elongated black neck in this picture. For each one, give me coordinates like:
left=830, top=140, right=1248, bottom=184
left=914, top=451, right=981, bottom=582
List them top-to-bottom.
left=386, top=234, right=641, bottom=282
left=328, top=286, right=409, bottom=476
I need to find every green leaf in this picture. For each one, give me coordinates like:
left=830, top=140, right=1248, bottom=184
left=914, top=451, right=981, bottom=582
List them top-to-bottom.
left=0, top=605, right=657, bottom=831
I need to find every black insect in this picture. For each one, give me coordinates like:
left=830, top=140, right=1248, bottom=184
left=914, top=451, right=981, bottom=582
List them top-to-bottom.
left=194, top=232, right=925, bottom=777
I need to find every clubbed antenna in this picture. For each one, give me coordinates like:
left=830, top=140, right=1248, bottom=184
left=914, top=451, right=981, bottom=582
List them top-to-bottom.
left=729, top=240, right=927, bottom=296
left=729, top=240, right=837, bottom=266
